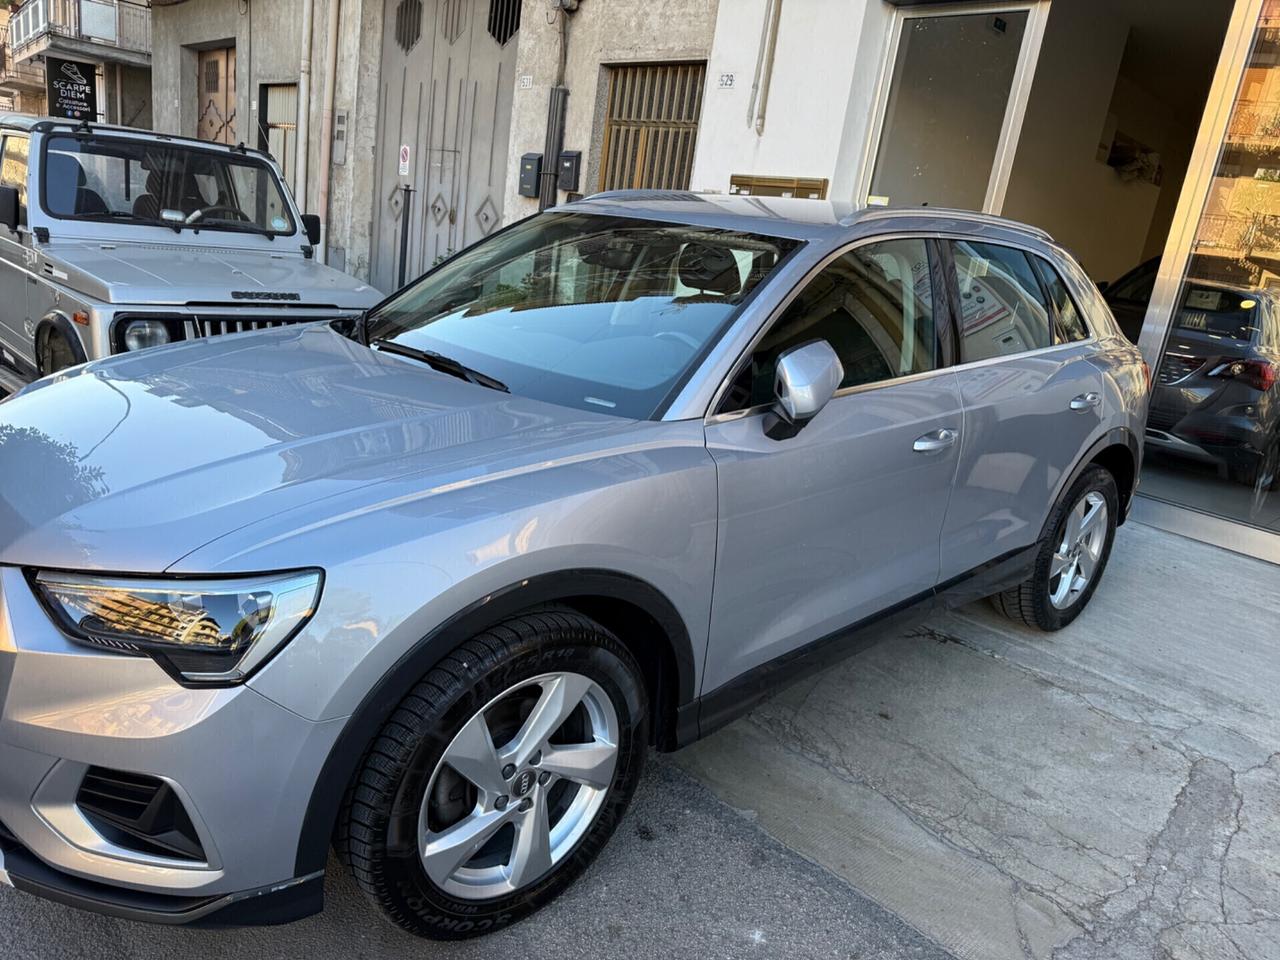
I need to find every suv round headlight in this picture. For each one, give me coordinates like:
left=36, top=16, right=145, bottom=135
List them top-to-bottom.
left=123, top=319, right=172, bottom=352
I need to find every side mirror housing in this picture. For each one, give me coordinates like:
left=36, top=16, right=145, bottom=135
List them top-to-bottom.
left=0, top=185, right=20, bottom=233
left=301, top=213, right=322, bottom=246
left=766, top=340, right=844, bottom=440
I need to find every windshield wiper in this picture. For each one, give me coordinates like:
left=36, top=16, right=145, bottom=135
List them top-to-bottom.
left=371, top=339, right=509, bottom=393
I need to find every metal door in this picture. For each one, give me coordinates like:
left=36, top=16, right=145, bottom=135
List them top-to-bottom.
left=372, top=0, right=521, bottom=293
left=197, top=47, right=237, bottom=145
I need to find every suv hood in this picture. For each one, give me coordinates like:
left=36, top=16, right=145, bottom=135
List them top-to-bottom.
left=42, top=239, right=382, bottom=308
left=0, top=324, right=633, bottom=572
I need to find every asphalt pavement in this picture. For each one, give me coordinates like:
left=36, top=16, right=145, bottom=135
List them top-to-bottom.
left=0, top=760, right=955, bottom=960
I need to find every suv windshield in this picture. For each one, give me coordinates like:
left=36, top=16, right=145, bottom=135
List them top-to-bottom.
left=41, top=134, right=296, bottom=236
left=365, top=212, right=799, bottom=418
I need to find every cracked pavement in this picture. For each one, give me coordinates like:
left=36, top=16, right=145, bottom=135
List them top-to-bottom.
left=677, top=522, right=1280, bottom=959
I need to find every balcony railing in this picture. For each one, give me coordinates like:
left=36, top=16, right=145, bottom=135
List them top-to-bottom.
left=10, top=0, right=150, bottom=57
left=0, top=24, right=46, bottom=89
left=1227, top=98, right=1280, bottom=142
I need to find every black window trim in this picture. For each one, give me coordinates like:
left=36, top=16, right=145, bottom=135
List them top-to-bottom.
left=0, top=132, right=30, bottom=230
left=708, top=231, right=955, bottom=419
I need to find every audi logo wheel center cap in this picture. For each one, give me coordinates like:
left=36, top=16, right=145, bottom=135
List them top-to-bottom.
left=512, top=770, right=537, bottom=798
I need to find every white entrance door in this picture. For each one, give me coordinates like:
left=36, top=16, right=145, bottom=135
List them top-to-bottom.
left=859, top=2, right=1050, bottom=213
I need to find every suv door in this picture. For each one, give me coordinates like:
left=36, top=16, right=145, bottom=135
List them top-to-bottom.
left=0, top=134, right=31, bottom=370
left=701, top=236, right=963, bottom=695
left=938, top=238, right=1104, bottom=582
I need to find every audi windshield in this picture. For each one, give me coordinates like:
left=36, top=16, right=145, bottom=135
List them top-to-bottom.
left=41, top=134, right=297, bottom=237
left=364, top=212, right=800, bottom=419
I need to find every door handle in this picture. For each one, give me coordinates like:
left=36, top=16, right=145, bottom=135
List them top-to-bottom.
left=1070, top=392, right=1101, bottom=412
left=913, top=428, right=959, bottom=453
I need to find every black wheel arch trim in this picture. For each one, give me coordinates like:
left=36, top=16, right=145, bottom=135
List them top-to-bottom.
left=34, top=310, right=88, bottom=370
left=1056, top=426, right=1140, bottom=531
left=293, top=568, right=696, bottom=876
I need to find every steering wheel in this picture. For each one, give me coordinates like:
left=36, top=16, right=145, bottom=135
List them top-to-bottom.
left=186, top=204, right=250, bottom=224
left=655, top=331, right=701, bottom=350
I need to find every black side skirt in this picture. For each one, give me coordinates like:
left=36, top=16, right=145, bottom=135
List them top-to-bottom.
left=676, top=544, right=1038, bottom=747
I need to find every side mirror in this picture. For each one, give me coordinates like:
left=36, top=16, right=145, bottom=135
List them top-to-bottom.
left=0, top=185, right=19, bottom=233
left=301, top=213, right=322, bottom=246
left=766, top=340, right=844, bottom=440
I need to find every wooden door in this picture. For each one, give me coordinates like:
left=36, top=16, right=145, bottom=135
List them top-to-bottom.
left=197, top=47, right=237, bottom=144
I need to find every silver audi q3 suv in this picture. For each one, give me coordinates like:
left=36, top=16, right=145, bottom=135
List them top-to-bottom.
left=0, top=193, right=1147, bottom=938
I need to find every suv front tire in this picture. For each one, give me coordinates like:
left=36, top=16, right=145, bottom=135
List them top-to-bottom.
left=339, top=607, right=647, bottom=939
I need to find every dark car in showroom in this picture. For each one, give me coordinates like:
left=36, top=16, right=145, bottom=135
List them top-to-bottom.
left=1104, top=258, right=1280, bottom=490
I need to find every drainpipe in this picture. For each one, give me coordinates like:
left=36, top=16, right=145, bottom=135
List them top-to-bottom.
left=295, top=0, right=315, bottom=210
left=316, top=0, right=341, bottom=263
left=753, top=0, right=783, bottom=135
left=538, top=1, right=576, bottom=211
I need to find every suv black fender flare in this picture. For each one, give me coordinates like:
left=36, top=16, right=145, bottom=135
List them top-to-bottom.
left=34, top=311, right=88, bottom=371
left=1049, top=426, right=1140, bottom=535
left=293, top=568, right=696, bottom=877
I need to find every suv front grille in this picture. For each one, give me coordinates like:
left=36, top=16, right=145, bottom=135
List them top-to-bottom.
left=190, top=315, right=326, bottom=338
left=1157, top=354, right=1205, bottom=385
left=76, top=767, right=206, bottom=863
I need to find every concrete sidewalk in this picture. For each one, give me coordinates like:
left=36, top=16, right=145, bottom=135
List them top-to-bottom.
left=676, top=521, right=1280, bottom=960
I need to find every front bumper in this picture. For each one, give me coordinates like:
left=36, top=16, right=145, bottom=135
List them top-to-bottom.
left=0, top=566, right=344, bottom=925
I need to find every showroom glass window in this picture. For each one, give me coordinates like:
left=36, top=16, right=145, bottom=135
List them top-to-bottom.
left=1142, top=9, right=1280, bottom=528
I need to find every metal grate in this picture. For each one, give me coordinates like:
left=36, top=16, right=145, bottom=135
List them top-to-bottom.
left=395, top=0, right=424, bottom=52
left=487, top=0, right=520, bottom=45
left=599, top=62, right=707, bottom=193
left=191, top=316, right=318, bottom=338
left=1156, top=353, right=1205, bottom=386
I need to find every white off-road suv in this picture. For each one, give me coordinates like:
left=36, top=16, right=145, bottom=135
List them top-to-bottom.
left=0, top=115, right=381, bottom=386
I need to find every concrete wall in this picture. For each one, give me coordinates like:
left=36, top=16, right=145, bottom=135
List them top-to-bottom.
left=150, top=0, right=383, bottom=283
left=502, top=0, right=719, bottom=221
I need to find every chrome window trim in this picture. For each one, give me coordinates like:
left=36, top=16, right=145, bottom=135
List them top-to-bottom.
left=703, top=229, right=1098, bottom=422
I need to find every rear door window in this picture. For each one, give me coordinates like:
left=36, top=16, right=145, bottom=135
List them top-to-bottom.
left=948, top=240, right=1052, bottom=362
left=1033, top=256, right=1090, bottom=344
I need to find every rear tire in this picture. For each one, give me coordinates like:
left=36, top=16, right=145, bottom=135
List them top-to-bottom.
left=990, top=465, right=1119, bottom=631
left=339, top=607, right=647, bottom=940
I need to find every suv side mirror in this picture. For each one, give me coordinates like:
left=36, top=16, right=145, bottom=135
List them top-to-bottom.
left=0, top=185, right=20, bottom=233
left=301, top=213, right=321, bottom=246
left=765, top=340, right=844, bottom=440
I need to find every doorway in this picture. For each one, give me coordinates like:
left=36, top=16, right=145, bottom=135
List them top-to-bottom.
left=371, top=0, right=522, bottom=293
left=858, top=2, right=1049, bottom=211
left=196, top=47, right=237, bottom=145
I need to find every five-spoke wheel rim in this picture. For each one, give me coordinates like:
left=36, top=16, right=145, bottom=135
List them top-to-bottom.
left=1049, top=490, right=1108, bottom=610
left=418, top=671, right=619, bottom=900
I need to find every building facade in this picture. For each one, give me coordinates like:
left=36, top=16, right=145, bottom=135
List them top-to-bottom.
left=3, top=0, right=152, bottom=126
left=144, top=0, right=1280, bottom=561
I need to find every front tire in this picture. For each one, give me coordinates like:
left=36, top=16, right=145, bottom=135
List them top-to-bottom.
left=37, top=326, right=77, bottom=376
left=990, top=465, right=1119, bottom=631
left=339, top=607, right=647, bottom=939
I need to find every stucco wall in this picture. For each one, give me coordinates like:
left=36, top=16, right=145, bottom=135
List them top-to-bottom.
left=150, top=0, right=383, bottom=283
left=502, top=0, right=719, bottom=221
left=689, top=0, right=887, bottom=202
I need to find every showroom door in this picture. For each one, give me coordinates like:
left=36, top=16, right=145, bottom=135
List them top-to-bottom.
left=372, top=0, right=521, bottom=293
left=858, top=2, right=1049, bottom=212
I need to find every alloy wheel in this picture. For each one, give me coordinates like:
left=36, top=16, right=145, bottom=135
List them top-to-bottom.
left=1048, top=490, right=1108, bottom=610
left=418, top=671, right=620, bottom=900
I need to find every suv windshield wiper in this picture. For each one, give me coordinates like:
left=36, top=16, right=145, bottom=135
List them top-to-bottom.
left=371, top=339, right=509, bottom=393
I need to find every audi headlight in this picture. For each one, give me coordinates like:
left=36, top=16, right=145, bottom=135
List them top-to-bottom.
left=122, top=319, right=172, bottom=352
left=32, top=570, right=323, bottom=685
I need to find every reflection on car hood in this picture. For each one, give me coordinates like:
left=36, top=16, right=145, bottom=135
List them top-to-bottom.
left=42, top=239, right=382, bottom=308
left=0, top=324, right=633, bottom=572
